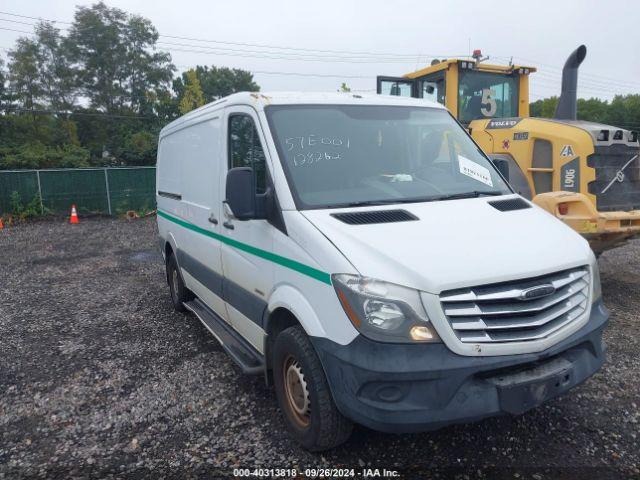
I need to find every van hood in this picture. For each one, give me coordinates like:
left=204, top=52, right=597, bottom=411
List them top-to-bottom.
left=301, top=195, right=593, bottom=294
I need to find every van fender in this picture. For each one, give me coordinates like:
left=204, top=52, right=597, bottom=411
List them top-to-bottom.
left=163, top=231, right=181, bottom=267
left=164, top=232, right=198, bottom=291
left=266, top=284, right=327, bottom=339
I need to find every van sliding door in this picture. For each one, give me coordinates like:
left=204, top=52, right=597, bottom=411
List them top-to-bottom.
left=174, top=117, right=229, bottom=322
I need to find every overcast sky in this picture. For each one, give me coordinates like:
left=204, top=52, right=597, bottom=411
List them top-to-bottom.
left=1, top=0, right=639, bottom=101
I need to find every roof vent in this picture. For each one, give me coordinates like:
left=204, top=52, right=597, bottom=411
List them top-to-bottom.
left=488, top=197, right=531, bottom=212
left=331, top=209, right=418, bottom=225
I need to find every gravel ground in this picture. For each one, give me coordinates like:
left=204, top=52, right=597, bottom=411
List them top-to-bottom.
left=0, top=216, right=638, bottom=479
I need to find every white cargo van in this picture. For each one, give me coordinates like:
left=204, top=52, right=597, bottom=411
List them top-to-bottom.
left=156, top=92, right=608, bottom=451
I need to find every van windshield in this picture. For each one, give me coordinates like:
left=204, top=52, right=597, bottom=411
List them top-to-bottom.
left=265, top=105, right=511, bottom=209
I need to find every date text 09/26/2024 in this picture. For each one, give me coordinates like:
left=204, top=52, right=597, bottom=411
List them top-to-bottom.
left=233, top=467, right=400, bottom=478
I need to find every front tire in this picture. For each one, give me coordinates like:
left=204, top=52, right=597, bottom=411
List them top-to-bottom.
left=166, top=252, right=193, bottom=312
left=273, top=326, right=353, bottom=451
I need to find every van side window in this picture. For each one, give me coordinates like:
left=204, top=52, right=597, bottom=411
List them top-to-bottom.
left=228, top=115, right=266, bottom=193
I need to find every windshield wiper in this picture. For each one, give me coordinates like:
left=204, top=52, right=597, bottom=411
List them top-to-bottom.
left=432, top=190, right=505, bottom=201
left=327, top=191, right=503, bottom=209
left=335, top=197, right=438, bottom=208
left=336, top=200, right=400, bottom=208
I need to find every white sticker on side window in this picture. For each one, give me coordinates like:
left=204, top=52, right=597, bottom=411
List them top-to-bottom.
left=458, top=155, right=493, bottom=187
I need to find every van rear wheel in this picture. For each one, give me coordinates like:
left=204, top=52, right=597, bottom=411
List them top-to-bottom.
left=166, top=252, right=193, bottom=312
left=273, top=326, right=353, bottom=451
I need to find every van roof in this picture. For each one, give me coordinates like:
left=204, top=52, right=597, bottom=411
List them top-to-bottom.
left=160, top=91, right=445, bottom=137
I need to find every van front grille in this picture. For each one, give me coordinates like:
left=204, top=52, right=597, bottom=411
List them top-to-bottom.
left=439, top=267, right=590, bottom=344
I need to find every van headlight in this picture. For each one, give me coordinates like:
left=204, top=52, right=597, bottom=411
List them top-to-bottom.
left=592, top=261, right=602, bottom=301
left=332, top=274, right=440, bottom=343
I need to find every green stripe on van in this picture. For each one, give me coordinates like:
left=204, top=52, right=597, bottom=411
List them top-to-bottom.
left=157, top=209, right=332, bottom=285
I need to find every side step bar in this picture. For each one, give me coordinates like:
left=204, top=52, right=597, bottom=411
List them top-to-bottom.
left=184, top=298, right=264, bottom=375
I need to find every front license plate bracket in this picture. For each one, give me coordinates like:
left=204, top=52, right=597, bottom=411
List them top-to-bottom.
left=487, top=357, right=574, bottom=415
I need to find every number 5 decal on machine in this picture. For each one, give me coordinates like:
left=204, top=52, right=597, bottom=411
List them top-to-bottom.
left=481, top=88, right=497, bottom=117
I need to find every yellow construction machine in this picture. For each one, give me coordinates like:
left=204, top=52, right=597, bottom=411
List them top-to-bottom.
left=377, top=46, right=640, bottom=253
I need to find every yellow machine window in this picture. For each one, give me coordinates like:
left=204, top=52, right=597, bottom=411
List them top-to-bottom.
left=458, top=70, right=518, bottom=123
left=419, top=77, right=445, bottom=106
left=378, top=79, right=413, bottom=97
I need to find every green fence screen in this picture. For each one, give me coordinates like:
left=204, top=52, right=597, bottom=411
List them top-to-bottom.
left=0, top=167, right=156, bottom=215
left=107, top=167, right=157, bottom=214
left=0, top=170, right=39, bottom=214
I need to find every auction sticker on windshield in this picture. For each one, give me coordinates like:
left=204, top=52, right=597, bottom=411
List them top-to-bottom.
left=458, top=155, right=493, bottom=187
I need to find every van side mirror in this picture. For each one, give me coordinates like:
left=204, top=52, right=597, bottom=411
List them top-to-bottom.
left=491, top=158, right=510, bottom=181
left=225, top=167, right=266, bottom=220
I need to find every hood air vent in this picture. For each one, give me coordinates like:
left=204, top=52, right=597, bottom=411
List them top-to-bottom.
left=488, top=197, right=531, bottom=212
left=331, top=209, right=418, bottom=225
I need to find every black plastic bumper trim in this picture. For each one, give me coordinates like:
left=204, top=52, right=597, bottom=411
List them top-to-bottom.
left=311, top=300, right=609, bottom=433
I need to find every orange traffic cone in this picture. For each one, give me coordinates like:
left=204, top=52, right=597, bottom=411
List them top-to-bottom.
left=69, top=204, right=80, bottom=224
left=0, top=217, right=4, bottom=230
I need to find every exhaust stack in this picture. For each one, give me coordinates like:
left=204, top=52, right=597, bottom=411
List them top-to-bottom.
left=554, top=45, right=587, bottom=120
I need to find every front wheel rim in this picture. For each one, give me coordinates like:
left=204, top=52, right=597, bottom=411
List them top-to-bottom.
left=282, top=355, right=311, bottom=428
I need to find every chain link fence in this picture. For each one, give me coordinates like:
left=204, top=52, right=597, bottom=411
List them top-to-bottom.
left=0, top=167, right=156, bottom=215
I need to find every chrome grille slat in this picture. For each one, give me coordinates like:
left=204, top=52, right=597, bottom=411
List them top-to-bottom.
left=439, top=267, right=591, bottom=344
left=440, top=269, right=587, bottom=303
left=549, top=270, right=588, bottom=290
left=444, top=278, right=588, bottom=317
left=451, top=292, right=587, bottom=331
left=458, top=303, right=586, bottom=343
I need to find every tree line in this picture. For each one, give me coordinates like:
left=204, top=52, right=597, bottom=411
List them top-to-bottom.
left=0, top=2, right=259, bottom=169
left=1, top=2, right=639, bottom=170
left=530, top=95, right=640, bottom=131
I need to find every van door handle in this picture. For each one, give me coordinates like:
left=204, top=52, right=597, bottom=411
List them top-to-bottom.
left=208, top=214, right=218, bottom=225
left=222, top=221, right=234, bottom=230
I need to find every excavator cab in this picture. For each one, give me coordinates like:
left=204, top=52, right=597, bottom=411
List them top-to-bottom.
left=376, top=52, right=534, bottom=125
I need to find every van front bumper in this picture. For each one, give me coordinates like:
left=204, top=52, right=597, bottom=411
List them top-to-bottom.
left=310, top=300, right=609, bottom=433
